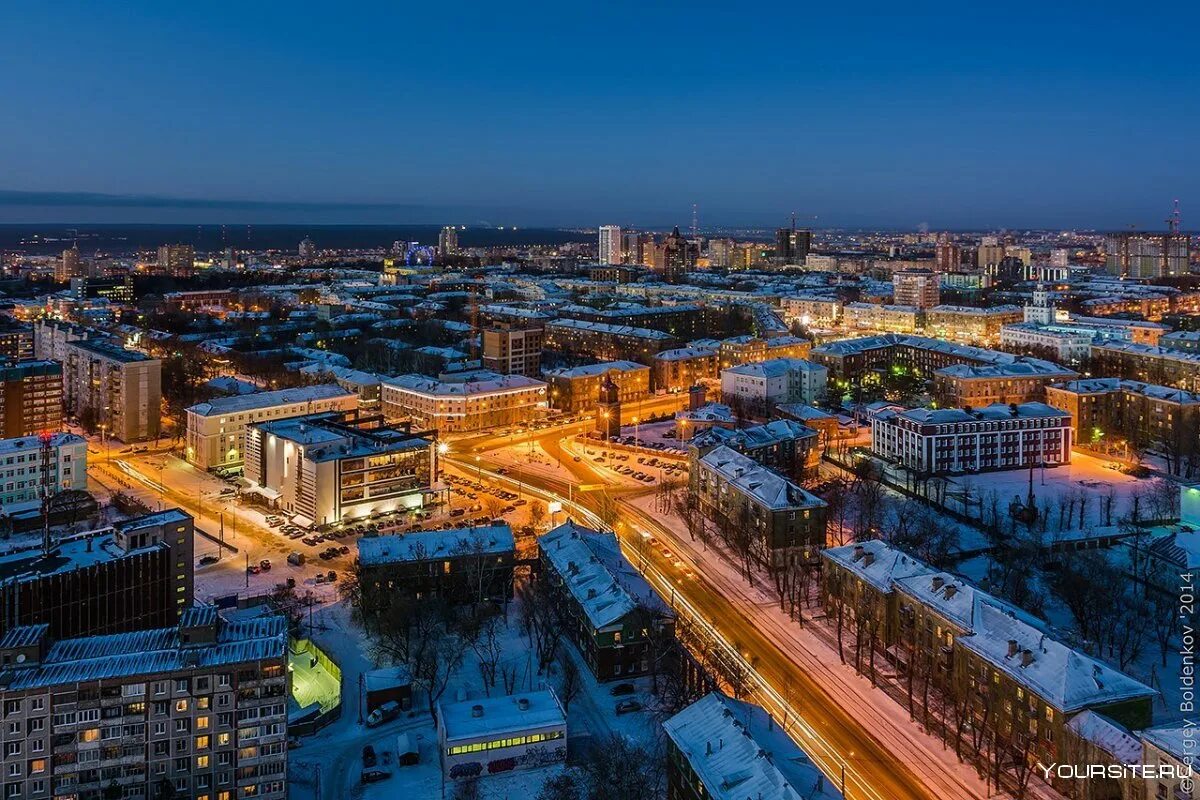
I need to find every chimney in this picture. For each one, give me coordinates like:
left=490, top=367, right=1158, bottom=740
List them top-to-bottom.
left=853, top=544, right=865, bottom=561
left=862, top=552, right=875, bottom=567
left=931, top=576, right=944, bottom=591
left=944, top=585, right=958, bottom=599
left=1007, top=639, right=1019, bottom=658
left=1021, top=649, right=1034, bottom=667
left=517, top=698, right=530, bottom=712
left=471, top=704, right=484, bottom=718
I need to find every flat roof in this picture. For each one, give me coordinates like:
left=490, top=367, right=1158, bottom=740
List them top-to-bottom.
left=188, top=384, right=355, bottom=417
left=439, top=689, right=565, bottom=742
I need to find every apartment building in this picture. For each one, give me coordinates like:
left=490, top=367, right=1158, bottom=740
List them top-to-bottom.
left=892, top=269, right=940, bottom=308
left=779, top=294, right=843, bottom=328
left=558, top=302, right=712, bottom=340
left=842, top=302, right=922, bottom=334
left=923, top=305, right=1023, bottom=344
left=543, top=319, right=679, bottom=365
left=0, top=323, right=34, bottom=363
left=481, top=324, right=544, bottom=377
left=811, top=334, right=1069, bottom=382
left=716, top=335, right=811, bottom=370
left=58, top=338, right=161, bottom=442
left=1090, top=341, right=1200, bottom=393
left=651, top=347, right=719, bottom=393
left=720, top=358, right=828, bottom=413
left=931, top=360, right=1078, bottom=408
left=0, top=361, right=62, bottom=438
left=544, top=361, right=649, bottom=413
left=381, top=372, right=546, bottom=433
left=1045, top=378, right=1200, bottom=453
left=186, top=384, right=358, bottom=471
left=870, top=402, right=1072, bottom=474
left=244, top=414, right=436, bottom=526
left=688, top=419, right=820, bottom=481
left=0, top=432, right=87, bottom=515
left=692, top=446, right=827, bottom=566
left=0, top=509, right=194, bottom=639
left=538, top=522, right=672, bottom=681
left=357, top=524, right=515, bottom=605
left=0, top=607, right=289, bottom=800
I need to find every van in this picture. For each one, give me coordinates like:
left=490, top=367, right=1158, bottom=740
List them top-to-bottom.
left=287, top=552, right=305, bottom=567
left=367, top=701, right=401, bottom=728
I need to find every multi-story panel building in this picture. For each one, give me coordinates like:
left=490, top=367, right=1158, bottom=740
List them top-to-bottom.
left=598, top=225, right=622, bottom=265
left=1105, top=232, right=1189, bottom=279
left=156, top=243, right=196, bottom=277
left=892, top=269, right=940, bottom=308
left=842, top=302, right=921, bottom=334
left=924, top=305, right=1023, bottom=345
left=543, top=319, right=679, bottom=365
left=0, top=323, right=34, bottom=363
left=481, top=324, right=543, bottom=377
left=61, top=339, right=161, bottom=442
left=1090, top=341, right=1200, bottom=392
left=651, top=347, right=719, bottom=393
left=932, top=360, right=1078, bottom=408
left=0, top=361, right=62, bottom=438
left=544, top=361, right=649, bottom=413
left=381, top=373, right=546, bottom=433
left=1044, top=378, right=1200, bottom=454
left=186, top=384, right=358, bottom=471
left=870, top=402, right=1072, bottom=474
left=244, top=414, right=436, bottom=526
left=0, top=432, right=87, bottom=514
left=692, top=445, right=827, bottom=566
left=0, top=509, right=194, bottom=639
left=538, top=522, right=672, bottom=681
left=357, top=524, right=515, bottom=605
left=0, top=607, right=289, bottom=800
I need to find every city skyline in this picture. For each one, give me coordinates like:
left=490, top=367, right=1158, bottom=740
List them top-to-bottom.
left=2, top=3, right=1198, bottom=229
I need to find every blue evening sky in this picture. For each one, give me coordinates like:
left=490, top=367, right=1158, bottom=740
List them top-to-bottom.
left=1, top=1, right=1196, bottom=229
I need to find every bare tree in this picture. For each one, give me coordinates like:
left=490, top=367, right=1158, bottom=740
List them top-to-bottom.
left=556, top=647, right=583, bottom=711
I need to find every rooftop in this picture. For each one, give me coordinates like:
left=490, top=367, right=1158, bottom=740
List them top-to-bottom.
left=547, top=318, right=676, bottom=340
left=74, top=338, right=155, bottom=364
left=723, top=357, right=824, bottom=378
left=545, top=361, right=647, bottom=379
left=384, top=372, right=546, bottom=397
left=1052, top=378, right=1200, bottom=404
left=187, top=384, right=355, bottom=417
left=250, top=415, right=431, bottom=462
left=0, top=432, right=84, bottom=457
left=698, top=446, right=825, bottom=511
left=357, top=524, right=514, bottom=567
left=822, top=539, right=932, bottom=593
left=439, top=688, right=565, bottom=742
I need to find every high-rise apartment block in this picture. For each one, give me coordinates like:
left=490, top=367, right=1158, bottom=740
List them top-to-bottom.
left=598, top=225, right=622, bottom=265
left=438, top=226, right=459, bottom=257
left=774, top=228, right=812, bottom=264
left=1105, top=232, right=1190, bottom=279
left=156, top=244, right=196, bottom=277
left=55, top=245, right=85, bottom=283
left=892, top=269, right=940, bottom=308
left=482, top=323, right=543, bottom=377
left=68, top=341, right=161, bottom=442
left=0, top=361, right=62, bottom=438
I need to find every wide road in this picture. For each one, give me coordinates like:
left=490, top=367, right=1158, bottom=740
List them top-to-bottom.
left=451, top=425, right=991, bottom=800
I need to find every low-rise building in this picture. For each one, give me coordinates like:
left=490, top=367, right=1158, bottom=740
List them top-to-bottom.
left=780, top=294, right=843, bottom=328
left=843, top=302, right=922, bottom=334
left=924, top=304, right=1023, bottom=344
left=543, top=318, right=679, bottom=365
left=716, top=335, right=811, bottom=370
left=1090, top=341, right=1200, bottom=393
left=651, top=346, right=719, bottom=393
left=720, top=357, right=828, bottom=413
left=932, top=360, right=1078, bottom=408
left=544, top=361, right=649, bottom=413
left=381, top=372, right=547, bottom=432
left=1044, top=378, right=1200, bottom=455
left=186, top=384, right=359, bottom=470
left=871, top=402, right=1072, bottom=474
left=244, top=414, right=436, bottom=526
left=688, top=419, right=820, bottom=480
left=0, top=432, right=87, bottom=514
left=693, top=446, right=827, bottom=566
left=538, top=522, right=673, bottom=681
left=357, top=524, right=515, bottom=605
left=0, top=607, right=289, bottom=800
left=437, top=689, right=566, bottom=780
left=664, top=692, right=842, bottom=800
left=1139, top=726, right=1199, bottom=800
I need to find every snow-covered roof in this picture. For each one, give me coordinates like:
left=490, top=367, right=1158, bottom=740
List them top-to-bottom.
left=546, top=318, right=676, bottom=340
left=654, top=346, right=718, bottom=362
left=723, top=357, right=823, bottom=379
left=544, top=360, right=647, bottom=379
left=383, top=372, right=546, bottom=397
left=1052, top=378, right=1200, bottom=405
left=187, top=384, right=355, bottom=416
left=692, top=420, right=817, bottom=452
left=0, top=432, right=84, bottom=456
left=698, top=446, right=825, bottom=511
left=539, top=522, right=669, bottom=630
left=357, top=524, right=514, bottom=567
left=821, top=540, right=932, bottom=593
left=893, top=571, right=1042, bottom=633
left=957, top=602, right=1154, bottom=714
left=0, top=614, right=287, bottom=692
left=439, top=688, right=565, bottom=743
left=663, top=693, right=842, bottom=800
left=1067, top=711, right=1141, bottom=764
left=1141, top=725, right=1199, bottom=765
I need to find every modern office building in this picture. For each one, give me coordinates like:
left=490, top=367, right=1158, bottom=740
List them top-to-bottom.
left=598, top=225, right=622, bottom=264
left=1105, top=232, right=1189, bottom=279
left=156, top=243, right=196, bottom=277
left=0, top=361, right=62, bottom=438
left=544, top=361, right=650, bottom=413
left=381, top=372, right=546, bottom=432
left=186, top=384, right=358, bottom=470
left=870, top=402, right=1072, bottom=474
left=244, top=414, right=436, bottom=526
left=0, top=509, right=195, bottom=639
left=0, top=607, right=289, bottom=800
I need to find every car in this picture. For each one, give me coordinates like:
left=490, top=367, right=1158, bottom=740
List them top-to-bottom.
left=573, top=455, right=582, bottom=462
left=514, top=499, right=526, bottom=506
left=450, top=508, right=464, bottom=517
left=648, top=537, right=658, bottom=546
left=339, top=545, right=350, bottom=555
left=661, top=549, right=673, bottom=558
left=318, top=551, right=333, bottom=561
left=287, top=552, right=305, bottom=566
left=198, top=554, right=219, bottom=566
left=259, top=559, right=272, bottom=571
left=246, top=564, right=261, bottom=575
left=327, top=571, right=337, bottom=582
left=610, top=683, right=635, bottom=696
left=367, top=700, right=401, bottom=727
left=615, top=700, right=643, bottom=715
left=362, top=745, right=378, bottom=768
left=361, top=768, right=392, bottom=784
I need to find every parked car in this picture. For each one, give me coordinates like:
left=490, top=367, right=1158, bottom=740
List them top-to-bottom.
left=198, top=554, right=219, bottom=566
left=259, top=559, right=272, bottom=571
left=246, top=564, right=261, bottom=575
left=327, top=570, right=338, bottom=582
left=610, top=683, right=635, bottom=696
left=616, top=700, right=643, bottom=715
left=366, top=701, right=402, bottom=728
left=362, top=746, right=377, bottom=768
left=361, top=768, right=391, bottom=784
